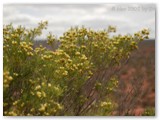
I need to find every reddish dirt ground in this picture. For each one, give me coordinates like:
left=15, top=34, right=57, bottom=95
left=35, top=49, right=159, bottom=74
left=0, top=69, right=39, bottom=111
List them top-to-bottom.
left=118, top=40, right=155, bottom=115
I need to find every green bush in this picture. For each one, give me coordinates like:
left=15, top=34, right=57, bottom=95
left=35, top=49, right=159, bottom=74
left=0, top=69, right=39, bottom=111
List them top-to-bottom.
left=3, top=21, right=149, bottom=116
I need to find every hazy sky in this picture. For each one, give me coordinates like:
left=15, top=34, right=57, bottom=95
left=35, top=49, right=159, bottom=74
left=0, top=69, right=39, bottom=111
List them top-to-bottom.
left=3, top=4, right=156, bottom=39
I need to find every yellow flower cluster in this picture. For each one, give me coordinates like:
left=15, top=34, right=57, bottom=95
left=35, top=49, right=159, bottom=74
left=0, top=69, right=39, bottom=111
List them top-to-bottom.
left=107, top=26, right=116, bottom=32
left=141, top=28, right=150, bottom=35
left=47, top=33, right=56, bottom=45
left=12, top=41, right=18, bottom=45
left=130, top=41, right=138, bottom=50
left=20, top=42, right=33, bottom=56
left=80, top=45, right=86, bottom=50
left=35, top=46, right=46, bottom=54
left=75, top=51, right=81, bottom=56
left=41, top=54, right=52, bottom=60
left=80, top=54, right=88, bottom=61
left=62, top=70, right=68, bottom=76
left=3, top=71, right=13, bottom=88
left=13, top=73, right=18, bottom=77
left=106, top=76, right=119, bottom=92
left=48, top=83, right=52, bottom=87
left=35, top=85, right=41, bottom=90
left=35, top=90, right=46, bottom=98
left=36, top=91, right=42, bottom=98
left=13, top=100, right=20, bottom=106
left=99, top=100, right=115, bottom=115
left=100, top=101, right=112, bottom=107
left=39, top=103, right=47, bottom=112
left=7, top=111, right=17, bottom=116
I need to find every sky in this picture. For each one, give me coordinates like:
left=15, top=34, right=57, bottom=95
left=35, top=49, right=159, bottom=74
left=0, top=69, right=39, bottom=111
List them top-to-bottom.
left=3, top=4, right=156, bottom=39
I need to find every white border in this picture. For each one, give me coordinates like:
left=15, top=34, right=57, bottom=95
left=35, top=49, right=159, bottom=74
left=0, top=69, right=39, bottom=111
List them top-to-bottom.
left=0, top=0, right=159, bottom=120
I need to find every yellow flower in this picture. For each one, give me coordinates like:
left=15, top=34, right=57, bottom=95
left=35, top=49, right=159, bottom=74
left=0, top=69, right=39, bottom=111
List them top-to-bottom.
left=12, top=41, right=17, bottom=45
left=93, top=44, right=98, bottom=48
left=81, top=45, right=86, bottom=49
left=75, top=52, right=80, bottom=56
left=81, top=54, right=87, bottom=61
left=68, top=59, right=72, bottom=63
left=59, top=67, right=65, bottom=70
left=62, top=71, right=68, bottom=76
left=88, top=71, right=93, bottom=76
left=13, top=73, right=18, bottom=76
left=8, top=76, right=13, bottom=81
left=42, top=82, right=45, bottom=86
left=48, top=83, right=52, bottom=87
left=35, top=85, right=41, bottom=90
left=30, top=91, right=35, bottom=95
left=36, top=91, right=42, bottom=98
left=42, top=91, right=46, bottom=97
left=13, top=100, right=19, bottom=106
left=100, top=101, right=112, bottom=107
left=21, top=102, right=24, bottom=107
left=39, top=103, right=47, bottom=112
left=57, top=103, right=63, bottom=110
left=39, top=106, right=45, bottom=112
left=30, top=108, right=35, bottom=112
left=53, top=109, right=57, bottom=113
left=8, top=111, right=17, bottom=116
left=44, top=112, right=49, bottom=116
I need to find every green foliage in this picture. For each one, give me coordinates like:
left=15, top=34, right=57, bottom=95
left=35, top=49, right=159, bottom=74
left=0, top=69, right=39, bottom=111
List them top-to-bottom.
left=3, top=21, right=150, bottom=116
left=142, top=107, right=155, bottom=116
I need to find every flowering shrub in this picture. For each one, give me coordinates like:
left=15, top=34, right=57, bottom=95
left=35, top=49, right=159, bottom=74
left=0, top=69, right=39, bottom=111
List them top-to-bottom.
left=3, top=21, right=149, bottom=116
